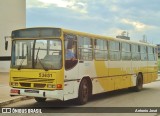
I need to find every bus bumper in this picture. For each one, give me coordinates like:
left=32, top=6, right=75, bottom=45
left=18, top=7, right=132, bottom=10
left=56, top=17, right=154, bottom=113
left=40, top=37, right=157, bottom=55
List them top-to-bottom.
left=10, top=88, right=64, bottom=101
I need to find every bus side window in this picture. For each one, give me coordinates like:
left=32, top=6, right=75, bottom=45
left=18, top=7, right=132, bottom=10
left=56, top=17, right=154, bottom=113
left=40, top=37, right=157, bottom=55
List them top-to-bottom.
left=64, top=34, right=78, bottom=70
left=64, top=34, right=77, bottom=60
left=78, top=36, right=93, bottom=61
left=94, top=39, right=108, bottom=60
left=109, top=41, right=120, bottom=61
left=121, top=42, right=131, bottom=60
left=131, top=44, right=140, bottom=61
left=140, top=46, right=147, bottom=61
left=148, top=46, right=156, bottom=61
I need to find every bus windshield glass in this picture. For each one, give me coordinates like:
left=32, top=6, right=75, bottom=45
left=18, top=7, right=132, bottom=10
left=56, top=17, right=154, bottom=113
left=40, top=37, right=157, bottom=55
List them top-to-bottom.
left=11, top=39, right=62, bottom=70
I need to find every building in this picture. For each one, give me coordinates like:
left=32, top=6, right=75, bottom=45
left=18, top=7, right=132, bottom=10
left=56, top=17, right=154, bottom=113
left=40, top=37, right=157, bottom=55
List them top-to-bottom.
left=0, top=0, right=26, bottom=72
left=116, top=31, right=130, bottom=40
left=157, top=44, right=160, bottom=56
left=158, top=44, right=160, bottom=57
left=158, top=44, right=160, bottom=71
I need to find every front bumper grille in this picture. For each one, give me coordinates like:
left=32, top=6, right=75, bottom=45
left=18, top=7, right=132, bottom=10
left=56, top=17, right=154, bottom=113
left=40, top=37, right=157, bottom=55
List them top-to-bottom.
left=12, top=77, right=55, bottom=89
left=13, top=77, right=55, bottom=83
left=20, top=83, right=31, bottom=87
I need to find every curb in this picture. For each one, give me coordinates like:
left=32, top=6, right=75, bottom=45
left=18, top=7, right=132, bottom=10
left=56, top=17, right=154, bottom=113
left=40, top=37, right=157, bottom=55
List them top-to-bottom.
left=0, top=96, right=33, bottom=107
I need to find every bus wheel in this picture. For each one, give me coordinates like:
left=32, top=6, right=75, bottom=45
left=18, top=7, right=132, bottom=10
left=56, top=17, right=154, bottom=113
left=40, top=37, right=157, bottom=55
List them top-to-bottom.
left=131, top=74, right=143, bottom=92
left=77, top=79, right=89, bottom=105
left=34, top=97, right=46, bottom=102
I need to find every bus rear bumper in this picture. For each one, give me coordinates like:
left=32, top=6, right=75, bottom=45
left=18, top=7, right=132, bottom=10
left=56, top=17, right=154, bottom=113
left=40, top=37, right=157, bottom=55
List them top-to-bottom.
left=10, top=88, right=64, bottom=101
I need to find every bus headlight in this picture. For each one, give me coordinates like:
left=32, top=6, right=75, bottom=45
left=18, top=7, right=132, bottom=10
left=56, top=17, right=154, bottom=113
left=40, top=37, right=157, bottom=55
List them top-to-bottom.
left=10, top=82, right=18, bottom=86
left=47, top=84, right=55, bottom=88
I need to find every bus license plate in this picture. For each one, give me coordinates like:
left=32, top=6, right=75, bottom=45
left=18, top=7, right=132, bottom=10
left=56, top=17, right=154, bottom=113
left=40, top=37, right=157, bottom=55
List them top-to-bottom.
left=25, top=89, right=39, bottom=93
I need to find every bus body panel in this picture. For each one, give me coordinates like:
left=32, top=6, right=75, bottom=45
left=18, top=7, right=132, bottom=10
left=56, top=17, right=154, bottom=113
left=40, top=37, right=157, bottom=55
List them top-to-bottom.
left=9, top=27, right=158, bottom=102
left=10, top=69, right=64, bottom=90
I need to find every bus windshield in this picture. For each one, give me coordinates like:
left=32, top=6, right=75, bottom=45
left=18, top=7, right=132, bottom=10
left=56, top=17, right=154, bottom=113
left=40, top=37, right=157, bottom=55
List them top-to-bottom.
left=11, top=39, right=62, bottom=70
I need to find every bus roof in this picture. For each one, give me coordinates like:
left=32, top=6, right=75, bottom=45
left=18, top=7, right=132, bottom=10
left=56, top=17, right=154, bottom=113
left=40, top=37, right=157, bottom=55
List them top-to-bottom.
left=12, top=27, right=156, bottom=47
left=62, top=28, right=156, bottom=47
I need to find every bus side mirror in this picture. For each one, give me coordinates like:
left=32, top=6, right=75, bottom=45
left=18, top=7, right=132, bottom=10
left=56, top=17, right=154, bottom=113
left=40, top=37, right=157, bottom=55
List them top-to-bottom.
left=4, top=36, right=11, bottom=51
left=5, top=40, right=8, bottom=51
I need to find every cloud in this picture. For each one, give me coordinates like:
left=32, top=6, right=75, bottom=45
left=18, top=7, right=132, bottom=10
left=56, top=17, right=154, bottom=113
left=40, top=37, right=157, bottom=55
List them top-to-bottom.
left=26, top=0, right=160, bottom=44
left=26, top=0, right=46, bottom=8
left=34, top=0, right=88, bottom=14
left=38, top=0, right=72, bottom=7
left=121, top=19, right=153, bottom=31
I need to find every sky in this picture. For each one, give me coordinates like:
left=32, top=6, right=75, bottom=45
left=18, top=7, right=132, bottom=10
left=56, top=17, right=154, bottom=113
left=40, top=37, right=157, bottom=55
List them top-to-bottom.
left=26, top=0, right=160, bottom=44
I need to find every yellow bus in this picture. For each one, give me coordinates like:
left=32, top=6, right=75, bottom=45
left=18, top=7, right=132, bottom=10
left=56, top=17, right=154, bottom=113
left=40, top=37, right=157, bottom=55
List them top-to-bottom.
left=8, top=27, right=158, bottom=104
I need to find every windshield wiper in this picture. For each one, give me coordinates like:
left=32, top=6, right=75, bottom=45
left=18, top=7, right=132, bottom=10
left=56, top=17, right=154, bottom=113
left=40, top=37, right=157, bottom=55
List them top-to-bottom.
left=35, top=47, right=48, bottom=71
left=35, top=47, right=40, bottom=65
left=37, top=57, right=48, bottom=71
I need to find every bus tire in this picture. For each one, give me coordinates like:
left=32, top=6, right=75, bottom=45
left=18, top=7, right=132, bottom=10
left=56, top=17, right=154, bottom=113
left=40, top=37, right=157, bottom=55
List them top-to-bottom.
left=131, top=74, right=143, bottom=92
left=77, top=78, right=89, bottom=105
left=34, top=97, right=46, bottom=102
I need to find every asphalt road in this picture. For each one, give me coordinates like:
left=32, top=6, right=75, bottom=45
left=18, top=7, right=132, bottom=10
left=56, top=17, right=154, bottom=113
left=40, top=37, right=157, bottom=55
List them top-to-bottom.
left=2, top=76, right=160, bottom=116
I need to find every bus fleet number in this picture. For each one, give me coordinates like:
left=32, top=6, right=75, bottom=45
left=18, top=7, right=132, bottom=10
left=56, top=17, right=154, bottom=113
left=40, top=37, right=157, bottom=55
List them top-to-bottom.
left=39, top=73, right=53, bottom=78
